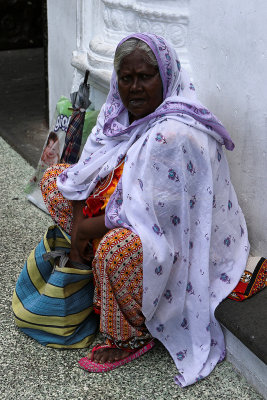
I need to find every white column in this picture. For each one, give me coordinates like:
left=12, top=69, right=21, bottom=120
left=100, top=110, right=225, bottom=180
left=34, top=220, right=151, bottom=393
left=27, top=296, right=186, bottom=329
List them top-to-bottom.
left=47, top=0, right=267, bottom=255
left=47, top=0, right=77, bottom=124
left=71, top=0, right=191, bottom=108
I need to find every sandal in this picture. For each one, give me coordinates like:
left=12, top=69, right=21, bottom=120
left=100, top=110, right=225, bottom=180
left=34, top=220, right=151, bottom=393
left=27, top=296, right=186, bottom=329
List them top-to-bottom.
left=78, top=340, right=155, bottom=372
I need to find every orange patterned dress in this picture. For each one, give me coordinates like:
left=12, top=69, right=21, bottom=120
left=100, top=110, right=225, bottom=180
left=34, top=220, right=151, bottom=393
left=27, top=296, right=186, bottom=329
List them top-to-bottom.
left=40, top=161, right=124, bottom=235
left=40, top=163, right=152, bottom=349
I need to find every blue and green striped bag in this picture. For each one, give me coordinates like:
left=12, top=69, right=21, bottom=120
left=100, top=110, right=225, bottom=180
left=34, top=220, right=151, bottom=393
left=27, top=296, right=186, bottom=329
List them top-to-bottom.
left=12, top=225, right=98, bottom=348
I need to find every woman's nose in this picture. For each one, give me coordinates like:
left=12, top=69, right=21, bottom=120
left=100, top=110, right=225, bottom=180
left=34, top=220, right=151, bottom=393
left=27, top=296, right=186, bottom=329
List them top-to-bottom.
left=130, top=76, right=141, bottom=92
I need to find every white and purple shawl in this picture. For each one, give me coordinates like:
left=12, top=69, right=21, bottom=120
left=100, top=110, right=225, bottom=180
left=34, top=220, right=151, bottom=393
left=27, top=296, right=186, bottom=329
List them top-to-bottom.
left=58, top=33, right=249, bottom=386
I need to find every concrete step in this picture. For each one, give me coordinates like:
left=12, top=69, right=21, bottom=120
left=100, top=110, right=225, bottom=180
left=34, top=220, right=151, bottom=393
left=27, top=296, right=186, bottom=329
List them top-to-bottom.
left=216, top=290, right=267, bottom=398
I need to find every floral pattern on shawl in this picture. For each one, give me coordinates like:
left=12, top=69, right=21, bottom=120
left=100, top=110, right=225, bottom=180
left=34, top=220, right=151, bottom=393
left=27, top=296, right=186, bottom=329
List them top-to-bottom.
left=57, top=33, right=249, bottom=386
left=57, top=34, right=235, bottom=202
left=105, top=118, right=249, bottom=387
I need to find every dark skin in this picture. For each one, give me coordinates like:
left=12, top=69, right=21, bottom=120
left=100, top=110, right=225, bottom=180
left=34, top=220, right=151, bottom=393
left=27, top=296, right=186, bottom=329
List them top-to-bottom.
left=72, top=48, right=163, bottom=363
left=118, top=48, right=163, bottom=123
left=69, top=201, right=108, bottom=264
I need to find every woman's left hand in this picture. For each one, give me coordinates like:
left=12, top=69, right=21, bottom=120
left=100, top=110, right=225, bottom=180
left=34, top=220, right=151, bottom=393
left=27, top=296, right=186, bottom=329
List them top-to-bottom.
left=74, top=214, right=108, bottom=262
left=75, top=226, right=94, bottom=262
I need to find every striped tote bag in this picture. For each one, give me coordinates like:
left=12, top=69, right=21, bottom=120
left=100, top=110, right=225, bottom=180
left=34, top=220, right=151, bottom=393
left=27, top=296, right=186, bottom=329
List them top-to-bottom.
left=12, top=225, right=98, bottom=348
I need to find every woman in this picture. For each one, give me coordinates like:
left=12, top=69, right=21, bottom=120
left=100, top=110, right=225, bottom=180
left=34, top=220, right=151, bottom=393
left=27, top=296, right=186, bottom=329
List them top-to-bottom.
left=41, top=33, right=249, bottom=387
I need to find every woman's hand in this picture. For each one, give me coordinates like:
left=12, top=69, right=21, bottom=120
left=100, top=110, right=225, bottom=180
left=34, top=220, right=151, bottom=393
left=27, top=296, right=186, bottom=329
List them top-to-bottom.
left=69, top=200, right=108, bottom=265
left=74, top=215, right=108, bottom=262
left=74, top=231, right=94, bottom=263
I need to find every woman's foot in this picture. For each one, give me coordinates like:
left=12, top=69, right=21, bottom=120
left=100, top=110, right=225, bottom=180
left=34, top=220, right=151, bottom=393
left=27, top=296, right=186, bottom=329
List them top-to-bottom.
left=78, top=341, right=155, bottom=372
left=88, top=345, right=131, bottom=364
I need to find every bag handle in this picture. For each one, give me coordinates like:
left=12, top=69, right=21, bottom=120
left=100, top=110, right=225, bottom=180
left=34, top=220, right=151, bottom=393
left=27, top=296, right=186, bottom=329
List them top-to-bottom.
left=43, top=250, right=91, bottom=270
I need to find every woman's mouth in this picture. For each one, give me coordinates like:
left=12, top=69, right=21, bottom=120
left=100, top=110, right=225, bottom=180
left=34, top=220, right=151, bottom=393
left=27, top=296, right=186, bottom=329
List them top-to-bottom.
left=129, top=99, right=146, bottom=107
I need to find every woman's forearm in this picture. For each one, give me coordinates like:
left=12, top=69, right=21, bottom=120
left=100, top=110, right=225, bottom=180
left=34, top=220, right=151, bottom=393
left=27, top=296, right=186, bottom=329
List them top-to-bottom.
left=69, top=200, right=86, bottom=261
left=71, top=200, right=87, bottom=237
left=69, top=201, right=108, bottom=263
left=77, top=214, right=108, bottom=240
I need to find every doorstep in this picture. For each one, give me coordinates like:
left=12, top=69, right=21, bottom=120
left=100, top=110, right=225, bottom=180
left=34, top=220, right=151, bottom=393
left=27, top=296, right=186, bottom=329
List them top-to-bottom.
left=215, top=289, right=267, bottom=398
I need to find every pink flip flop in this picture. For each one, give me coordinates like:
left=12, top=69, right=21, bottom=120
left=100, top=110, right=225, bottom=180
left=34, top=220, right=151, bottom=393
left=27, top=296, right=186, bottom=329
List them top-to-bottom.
left=78, top=340, right=155, bottom=372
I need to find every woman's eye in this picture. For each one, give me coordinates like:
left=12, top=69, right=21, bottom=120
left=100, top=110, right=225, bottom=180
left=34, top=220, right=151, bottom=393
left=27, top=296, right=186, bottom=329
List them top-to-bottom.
left=141, top=74, right=150, bottom=80
left=120, top=76, right=130, bottom=82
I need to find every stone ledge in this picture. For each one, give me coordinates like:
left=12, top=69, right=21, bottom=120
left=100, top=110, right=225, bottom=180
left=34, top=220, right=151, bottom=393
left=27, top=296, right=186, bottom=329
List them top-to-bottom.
left=215, top=289, right=267, bottom=364
left=221, top=326, right=267, bottom=399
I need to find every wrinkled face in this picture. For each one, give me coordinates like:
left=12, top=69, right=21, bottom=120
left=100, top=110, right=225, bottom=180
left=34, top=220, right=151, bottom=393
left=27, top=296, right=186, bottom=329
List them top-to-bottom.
left=118, top=49, right=163, bottom=122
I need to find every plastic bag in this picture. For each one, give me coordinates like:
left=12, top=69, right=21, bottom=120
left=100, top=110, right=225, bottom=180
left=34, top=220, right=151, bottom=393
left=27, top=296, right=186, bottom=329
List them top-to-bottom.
left=25, top=96, right=99, bottom=212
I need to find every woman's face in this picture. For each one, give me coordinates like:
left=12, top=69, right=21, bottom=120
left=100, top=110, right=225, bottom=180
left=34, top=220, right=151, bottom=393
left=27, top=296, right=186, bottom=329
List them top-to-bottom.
left=118, top=49, right=163, bottom=122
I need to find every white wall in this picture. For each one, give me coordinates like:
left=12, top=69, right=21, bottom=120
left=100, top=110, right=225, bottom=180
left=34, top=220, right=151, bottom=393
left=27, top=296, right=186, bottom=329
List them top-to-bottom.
left=47, top=0, right=77, bottom=125
left=47, top=0, right=267, bottom=255
left=188, top=0, right=267, bottom=255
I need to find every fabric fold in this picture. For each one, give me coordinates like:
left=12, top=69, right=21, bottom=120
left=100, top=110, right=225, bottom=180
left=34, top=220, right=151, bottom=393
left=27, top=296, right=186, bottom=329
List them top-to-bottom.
left=56, top=33, right=248, bottom=386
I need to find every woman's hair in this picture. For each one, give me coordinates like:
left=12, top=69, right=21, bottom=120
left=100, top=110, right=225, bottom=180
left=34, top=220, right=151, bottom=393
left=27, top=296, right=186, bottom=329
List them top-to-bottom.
left=114, top=38, right=158, bottom=74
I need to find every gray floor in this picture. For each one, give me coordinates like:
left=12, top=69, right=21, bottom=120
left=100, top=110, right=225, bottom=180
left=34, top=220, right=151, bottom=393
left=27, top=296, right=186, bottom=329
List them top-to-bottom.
left=0, top=48, right=48, bottom=167
left=0, top=136, right=263, bottom=400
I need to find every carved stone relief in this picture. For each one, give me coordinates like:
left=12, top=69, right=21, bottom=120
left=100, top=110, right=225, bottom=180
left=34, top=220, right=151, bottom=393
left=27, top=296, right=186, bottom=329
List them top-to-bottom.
left=72, top=0, right=191, bottom=95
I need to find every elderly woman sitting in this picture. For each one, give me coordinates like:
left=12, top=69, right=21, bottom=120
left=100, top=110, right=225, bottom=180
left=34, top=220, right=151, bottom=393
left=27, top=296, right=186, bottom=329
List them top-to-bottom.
left=40, top=33, right=249, bottom=387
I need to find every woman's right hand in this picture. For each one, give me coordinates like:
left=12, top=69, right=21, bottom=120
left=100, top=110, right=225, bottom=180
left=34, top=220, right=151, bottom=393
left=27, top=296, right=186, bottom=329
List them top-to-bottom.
left=69, top=201, right=108, bottom=265
left=74, top=214, right=108, bottom=262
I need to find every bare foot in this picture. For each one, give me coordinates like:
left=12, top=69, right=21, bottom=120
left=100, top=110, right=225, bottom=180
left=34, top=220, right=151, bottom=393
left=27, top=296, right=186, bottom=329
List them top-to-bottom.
left=88, top=345, right=130, bottom=364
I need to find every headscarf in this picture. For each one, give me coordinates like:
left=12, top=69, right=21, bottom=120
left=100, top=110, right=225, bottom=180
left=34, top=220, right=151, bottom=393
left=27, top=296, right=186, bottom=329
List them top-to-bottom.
left=57, top=33, right=234, bottom=201
left=58, top=34, right=249, bottom=387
